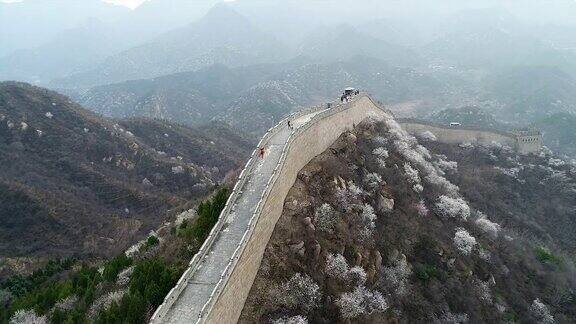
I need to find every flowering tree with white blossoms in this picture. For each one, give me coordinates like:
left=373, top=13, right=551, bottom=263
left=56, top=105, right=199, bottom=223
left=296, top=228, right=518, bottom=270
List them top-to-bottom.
left=380, top=116, right=461, bottom=197
left=419, top=130, right=437, bottom=142
left=372, top=136, right=388, bottom=146
left=372, top=147, right=389, bottom=159
left=434, top=158, right=458, bottom=173
left=403, top=163, right=421, bottom=184
left=171, top=166, right=184, bottom=174
left=364, top=172, right=383, bottom=191
left=337, top=181, right=365, bottom=209
left=348, top=181, right=364, bottom=197
left=413, top=184, right=424, bottom=193
left=435, top=196, right=471, bottom=221
left=415, top=200, right=429, bottom=216
left=315, top=203, right=338, bottom=233
left=358, top=204, right=377, bottom=232
left=474, top=212, right=501, bottom=239
left=453, top=228, right=477, bottom=255
left=325, top=253, right=349, bottom=279
left=379, top=255, right=412, bottom=296
left=347, top=266, right=368, bottom=286
left=277, top=273, right=322, bottom=312
left=473, top=279, right=493, bottom=304
left=336, top=285, right=388, bottom=319
left=530, top=299, right=554, bottom=324
left=9, top=309, right=47, bottom=324
left=272, top=315, right=308, bottom=324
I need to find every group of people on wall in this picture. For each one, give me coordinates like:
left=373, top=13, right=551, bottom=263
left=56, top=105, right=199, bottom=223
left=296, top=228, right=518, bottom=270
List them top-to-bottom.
left=340, top=87, right=360, bottom=103
left=259, top=88, right=361, bottom=160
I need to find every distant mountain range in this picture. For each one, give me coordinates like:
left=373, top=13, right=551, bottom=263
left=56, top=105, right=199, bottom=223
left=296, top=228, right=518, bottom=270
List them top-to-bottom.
left=0, top=0, right=127, bottom=57
left=0, top=0, right=221, bottom=84
left=1, top=2, right=576, bottom=160
left=52, top=4, right=289, bottom=89
left=423, top=8, right=576, bottom=70
left=298, top=25, right=420, bottom=67
left=76, top=57, right=443, bottom=137
left=77, top=64, right=283, bottom=126
left=484, top=66, right=576, bottom=123
left=0, top=82, right=250, bottom=259
left=429, top=106, right=506, bottom=129
left=535, top=112, right=576, bottom=157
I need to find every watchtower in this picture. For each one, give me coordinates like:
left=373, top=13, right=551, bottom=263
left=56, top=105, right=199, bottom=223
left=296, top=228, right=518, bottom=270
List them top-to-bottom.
left=511, top=128, right=543, bottom=154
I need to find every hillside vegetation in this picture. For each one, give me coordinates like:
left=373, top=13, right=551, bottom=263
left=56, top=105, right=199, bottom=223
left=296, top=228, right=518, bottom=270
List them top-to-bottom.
left=0, top=82, right=250, bottom=261
left=241, top=117, right=576, bottom=323
left=0, top=189, right=230, bottom=324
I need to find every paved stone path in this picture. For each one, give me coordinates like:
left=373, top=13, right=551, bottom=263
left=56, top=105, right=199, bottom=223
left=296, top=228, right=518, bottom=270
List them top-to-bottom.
left=163, top=109, right=327, bottom=323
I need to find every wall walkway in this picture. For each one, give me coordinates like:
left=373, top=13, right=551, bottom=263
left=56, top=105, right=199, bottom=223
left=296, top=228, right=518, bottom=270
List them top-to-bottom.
left=151, top=95, right=391, bottom=324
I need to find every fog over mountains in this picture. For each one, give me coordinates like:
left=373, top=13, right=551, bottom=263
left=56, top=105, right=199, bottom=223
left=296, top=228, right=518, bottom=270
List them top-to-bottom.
left=2, top=0, right=576, bottom=157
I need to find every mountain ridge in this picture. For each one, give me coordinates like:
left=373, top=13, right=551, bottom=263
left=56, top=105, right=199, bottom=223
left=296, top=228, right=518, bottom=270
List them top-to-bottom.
left=0, top=81, right=251, bottom=259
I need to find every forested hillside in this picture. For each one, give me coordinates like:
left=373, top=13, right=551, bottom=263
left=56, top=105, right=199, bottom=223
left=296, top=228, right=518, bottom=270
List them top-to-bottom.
left=0, top=82, right=250, bottom=261
left=241, top=118, right=576, bottom=323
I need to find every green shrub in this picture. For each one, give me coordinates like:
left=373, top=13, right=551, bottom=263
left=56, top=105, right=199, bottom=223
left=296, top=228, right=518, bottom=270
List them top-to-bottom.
left=181, top=188, right=229, bottom=245
left=146, top=235, right=160, bottom=247
left=535, top=246, right=562, bottom=266
left=102, top=254, right=133, bottom=282
left=95, top=257, right=183, bottom=324
left=1, top=258, right=75, bottom=298
left=3, top=264, right=101, bottom=323
left=414, top=264, right=438, bottom=282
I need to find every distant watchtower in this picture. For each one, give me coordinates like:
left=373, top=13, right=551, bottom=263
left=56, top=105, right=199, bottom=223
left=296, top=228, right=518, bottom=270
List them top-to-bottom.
left=511, top=128, right=543, bottom=154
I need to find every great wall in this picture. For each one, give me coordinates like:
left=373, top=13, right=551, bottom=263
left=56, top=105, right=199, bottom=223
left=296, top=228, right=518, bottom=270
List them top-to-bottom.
left=150, top=94, right=542, bottom=324
left=398, top=118, right=543, bottom=155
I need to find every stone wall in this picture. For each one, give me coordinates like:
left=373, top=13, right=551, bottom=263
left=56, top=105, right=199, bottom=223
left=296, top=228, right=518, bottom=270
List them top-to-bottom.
left=205, top=96, right=391, bottom=323
left=399, top=121, right=545, bottom=154
left=398, top=122, right=517, bottom=148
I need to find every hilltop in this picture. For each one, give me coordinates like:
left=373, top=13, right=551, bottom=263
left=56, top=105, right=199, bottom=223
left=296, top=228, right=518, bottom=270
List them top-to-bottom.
left=0, top=82, right=250, bottom=262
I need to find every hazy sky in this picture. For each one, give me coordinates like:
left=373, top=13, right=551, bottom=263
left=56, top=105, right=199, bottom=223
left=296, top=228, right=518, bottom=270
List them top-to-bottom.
left=0, top=0, right=148, bottom=9
left=102, top=0, right=147, bottom=9
left=103, top=0, right=235, bottom=10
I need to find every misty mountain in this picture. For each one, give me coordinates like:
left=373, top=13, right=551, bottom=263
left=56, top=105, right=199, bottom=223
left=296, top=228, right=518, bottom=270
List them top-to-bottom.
left=0, top=0, right=127, bottom=57
left=0, top=0, right=225, bottom=85
left=116, top=0, right=220, bottom=37
left=52, top=4, right=288, bottom=89
left=422, top=8, right=575, bottom=70
left=357, top=18, right=434, bottom=48
left=0, top=19, right=135, bottom=84
left=299, top=25, right=420, bottom=67
left=424, top=27, right=573, bottom=69
left=78, top=57, right=442, bottom=137
left=218, top=57, right=442, bottom=136
left=78, top=64, right=282, bottom=125
left=484, top=66, right=576, bottom=123
left=0, top=82, right=250, bottom=258
left=429, top=106, right=506, bottom=129
left=534, top=112, right=576, bottom=157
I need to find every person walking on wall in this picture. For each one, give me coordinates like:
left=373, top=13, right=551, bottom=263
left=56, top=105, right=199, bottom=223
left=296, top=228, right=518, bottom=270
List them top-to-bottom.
left=287, top=120, right=293, bottom=130
left=259, top=147, right=266, bottom=159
